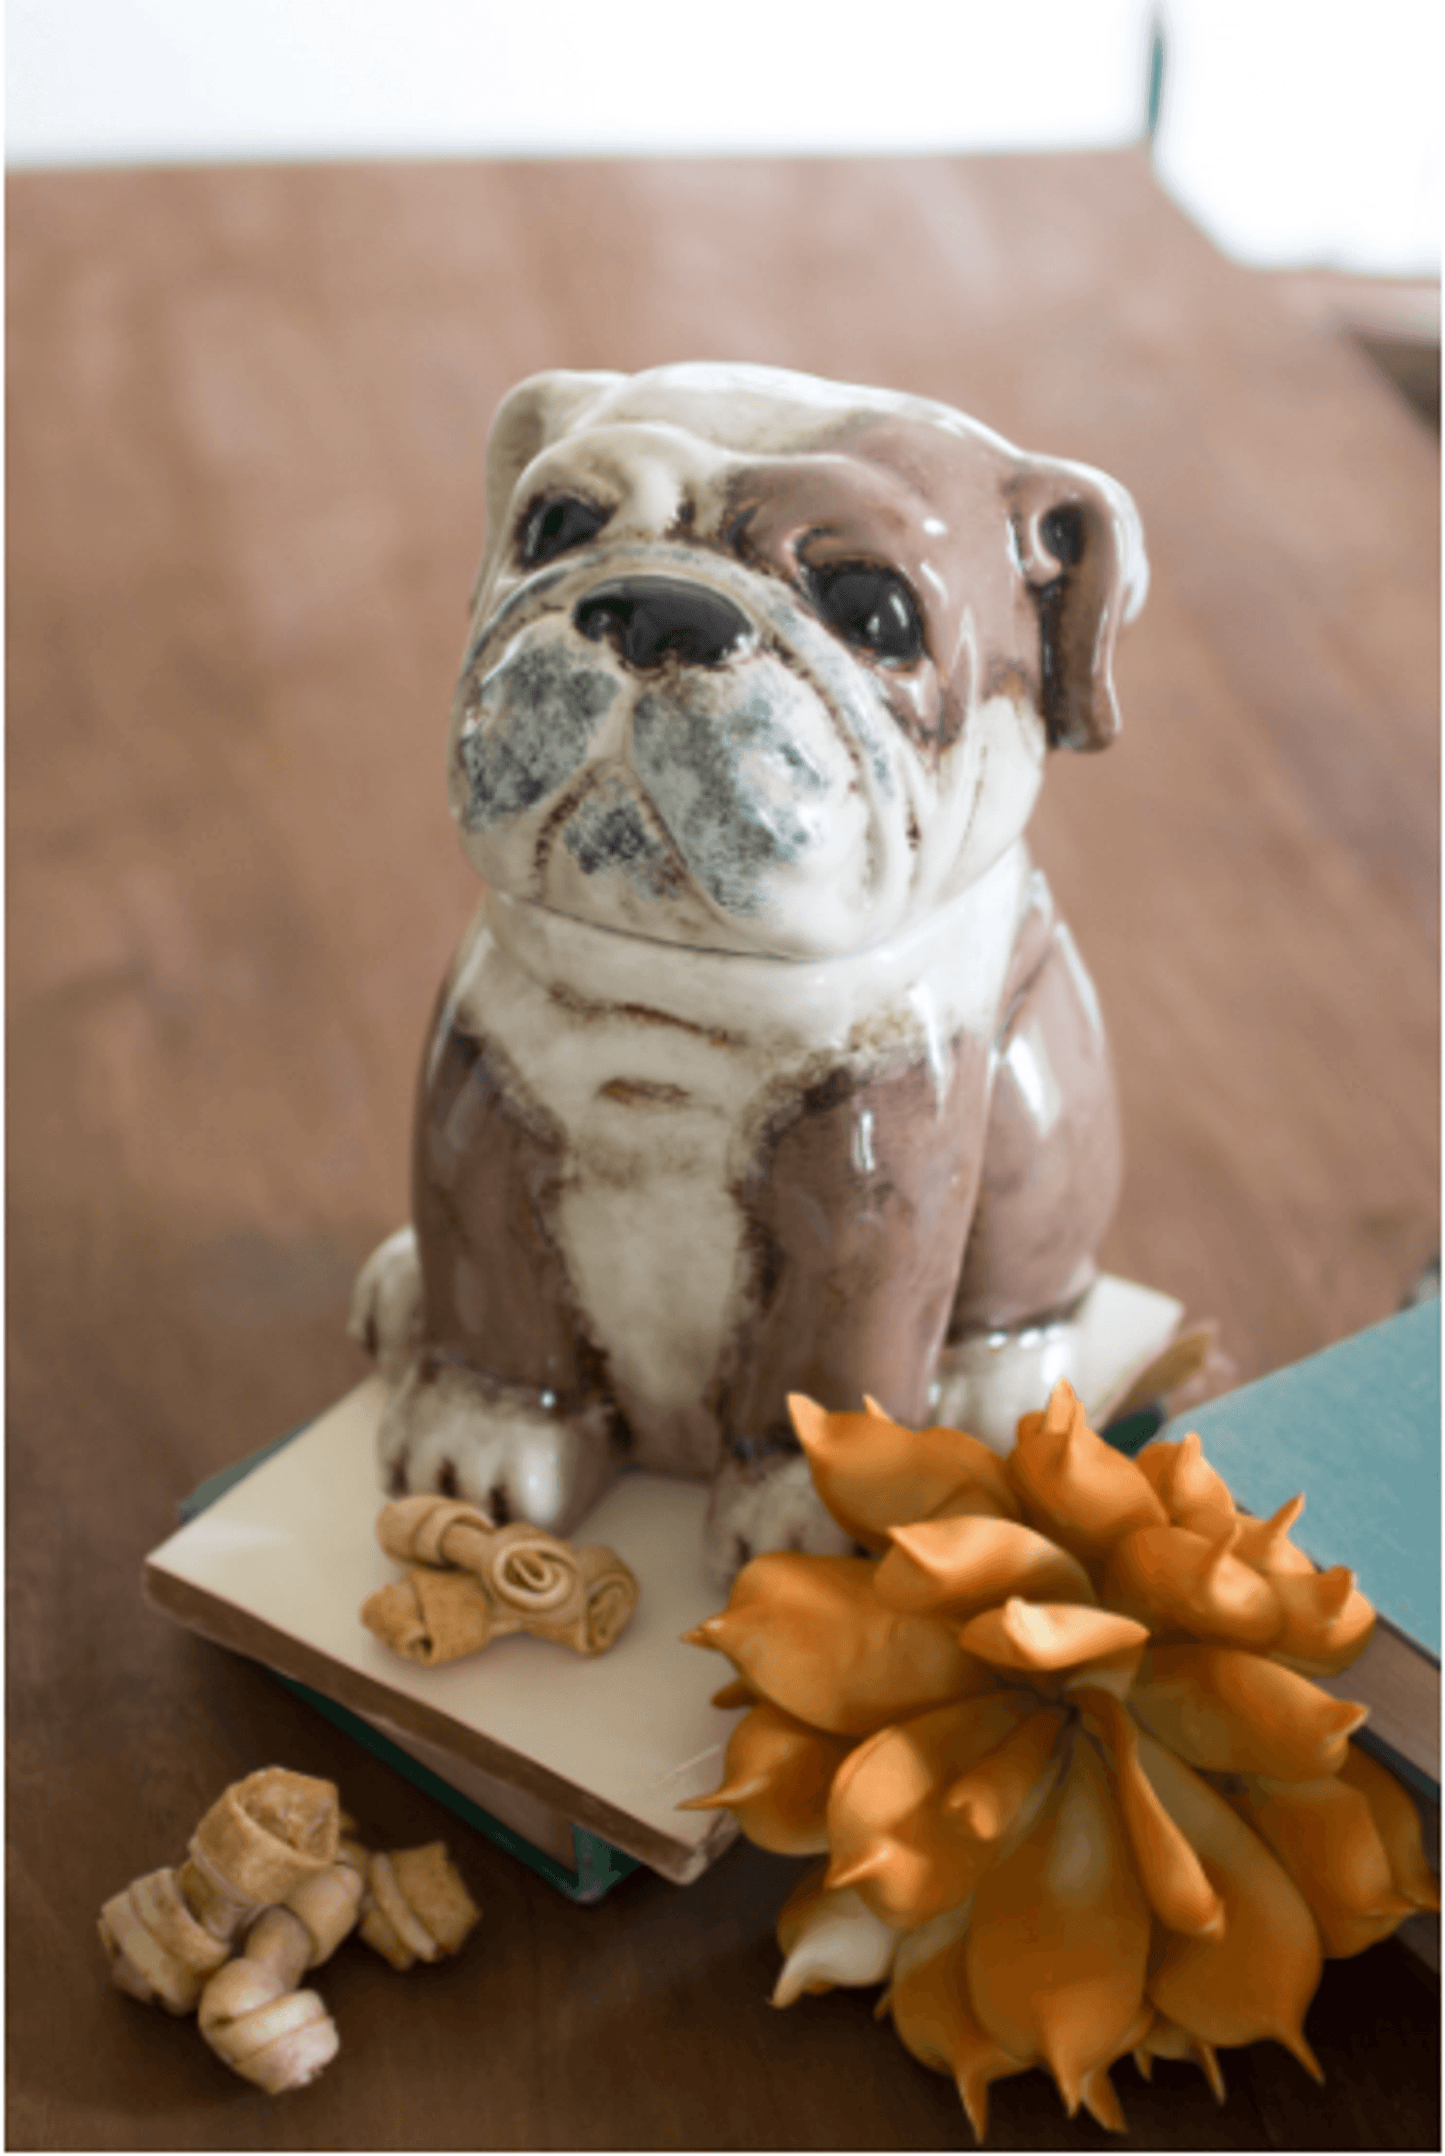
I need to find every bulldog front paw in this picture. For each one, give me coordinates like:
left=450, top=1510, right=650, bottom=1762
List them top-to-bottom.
left=349, top=1225, right=424, bottom=1385
left=377, top=1358, right=621, bottom=1536
left=703, top=1451, right=855, bottom=1588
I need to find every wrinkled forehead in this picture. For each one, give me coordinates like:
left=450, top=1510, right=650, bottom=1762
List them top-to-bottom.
left=561, top=363, right=1019, bottom=472
left=520, top=380, right=1022, bottom=565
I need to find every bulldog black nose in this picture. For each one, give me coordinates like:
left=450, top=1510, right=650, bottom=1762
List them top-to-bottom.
left=574, top=577, right=750, bottom=671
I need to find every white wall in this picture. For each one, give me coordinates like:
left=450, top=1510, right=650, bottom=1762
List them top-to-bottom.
left=5, top=0, right=1439, bottom=277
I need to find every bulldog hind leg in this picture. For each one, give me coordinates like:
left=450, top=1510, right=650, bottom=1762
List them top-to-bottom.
left=939, top=890, right=1123, bottom=1451
left=349, top=1225, right=424, bottom=1385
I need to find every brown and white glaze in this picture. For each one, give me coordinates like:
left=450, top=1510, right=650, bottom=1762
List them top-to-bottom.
left=351, top=363, right=1143, bottom=1579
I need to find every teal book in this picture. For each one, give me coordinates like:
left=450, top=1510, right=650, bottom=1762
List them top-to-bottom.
left=1160, top=1298, right=1441, bottom=1796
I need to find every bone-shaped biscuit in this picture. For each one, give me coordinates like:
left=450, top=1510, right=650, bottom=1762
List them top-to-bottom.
left=362, top=1495, right=638, bottom=1661
left=99, top=1772, right=480, bottom=2094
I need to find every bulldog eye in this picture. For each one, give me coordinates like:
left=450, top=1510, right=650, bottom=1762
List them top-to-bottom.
left=520, top=494, right=611, bottom=566
left=811, top=564, right=924, bottom=664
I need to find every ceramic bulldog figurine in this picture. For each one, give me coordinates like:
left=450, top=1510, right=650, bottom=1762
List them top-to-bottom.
left=351, top=363, right=1146, bottom=1581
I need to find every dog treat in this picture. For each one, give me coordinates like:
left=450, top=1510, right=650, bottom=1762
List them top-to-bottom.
left=351, top=362, right=1149, bottom=1582
left=686, top=1382, right=1438, bottom=2141
left=362, top=1495, right=638, bottom=1662
left=362, top=1569, right=499, bottom=1665
left=99, top=1767, right=341, bottom=2009
left=101, top=1772, right=478, bottom=2095
left=358, top=1842, right=482, bottom=1971
left=98, top=1866, right=235, bottom=2014
left=197, top=1875, right=359, bottom=2094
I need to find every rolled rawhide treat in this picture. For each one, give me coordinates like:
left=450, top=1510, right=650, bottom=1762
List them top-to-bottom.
left=377, top=1494, right=496, bottom=1573
left=367, top=1498, right=638, bottom=1661
left=487, top=1528, right=639, bottom=1653
left=574, top=1543, right=640, bottom=1654
left=361, top=1569, right=499, bottom=1665
left=178, top=1767, right=341, bottom=1939
left=98, top=1768, right=343, bottom=2009
left=100, top=1778, right=480, bottom=2097
left=358, top=1843, right=481, bottom=1971
left=197, top=1845, right=370, bottom=2093
left=284, top=1846, right=369, bottom=1968
left=98, top=1867, right=233, bottom=2014
left=198, top=1905, right=339, bottom=2095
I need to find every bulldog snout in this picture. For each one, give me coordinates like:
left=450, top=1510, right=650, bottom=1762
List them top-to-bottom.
left=574, top=577, right=750, bottom=672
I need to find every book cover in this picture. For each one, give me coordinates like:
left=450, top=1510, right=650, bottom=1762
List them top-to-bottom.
left=1160, top=1299, right=1441, bottom=1796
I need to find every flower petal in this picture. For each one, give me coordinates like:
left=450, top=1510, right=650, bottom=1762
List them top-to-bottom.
left=1007, top=1380, right=1167, bottom=1565
left=788, top=1393, right=1019, bottom=1550
left=1136, top=1433, right=1236, bottom=1539
left=1231, top=1493, right=1315, bottom=1578
left=876, top=1516, right=1096, bottom=1621
left=1102, top=1525, right=1282, bottom=1649
left=686, top=1552, right=987, bottom=1736
left=1268, top=1567, right=1376, bottom=1676
left=960, top=1599, right=1148, bottom=1674
left=1060, top=1641, right=1147, bottom=1702
left=1130, top=1645, right=1366, bottom=1780
left=710, top=1677, right=757, bottom=1709
left=1073, top=1688, right=1224, bottom=1939
left=826, top=1695, right=1050, bottom=1927
left=678, top=1701, right=852, bottom=1854
left=945, top=1711, right=1068, bottom=1842
left=1138, top=1732, right=1323, bottom=2073
left=965, top=1737, right=1152, bottom=2116
left=1337, top=1743, right=1441, bottom=1912
left=1227, top=1771, right=1414, bottom=1958
left=772, top=1866, right=899, bottom=2005
left=888, top=1898, right=975, bottom=1986
left=887, top=1934, right=1029, bottom=2143
left=1079, top=2005, right=1153, bottom=2134
left=1135, top=2016, right=1227, bottom=2103
left=1077, top=2062, right=1127, bottom=2134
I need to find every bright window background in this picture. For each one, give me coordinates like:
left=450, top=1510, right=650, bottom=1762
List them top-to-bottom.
left=5, top=0, right=1439, bottom=277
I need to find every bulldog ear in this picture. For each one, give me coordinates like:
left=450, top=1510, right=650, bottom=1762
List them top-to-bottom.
left=472, top=369, right=627, bottom=606
left=1010, top=460, right=1148, bottom=751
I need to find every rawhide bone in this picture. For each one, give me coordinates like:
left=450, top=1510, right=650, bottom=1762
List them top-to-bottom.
left=361, top=1495, right=639, bottom=1664
left=98, top=1768, right=480, bottom=2094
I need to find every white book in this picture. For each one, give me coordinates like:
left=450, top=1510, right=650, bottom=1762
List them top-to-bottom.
left=145, top=1274, right=1186, bottom=1892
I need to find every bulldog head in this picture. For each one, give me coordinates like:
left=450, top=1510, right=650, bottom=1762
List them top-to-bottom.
left=449, top=363, right=1146, bottom=959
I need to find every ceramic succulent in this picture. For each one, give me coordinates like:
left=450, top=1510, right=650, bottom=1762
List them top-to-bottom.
left=685, top=1381, right=1437, bottom=2139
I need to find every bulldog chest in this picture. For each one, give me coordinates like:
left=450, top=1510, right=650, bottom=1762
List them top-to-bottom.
left=491, top=991, right=773, bottom=1476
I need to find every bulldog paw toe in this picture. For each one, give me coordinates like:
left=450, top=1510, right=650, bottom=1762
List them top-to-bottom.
left=377, top=1362, right=619, bottom=1536
left=703, top=1451, right=853, bottom=1587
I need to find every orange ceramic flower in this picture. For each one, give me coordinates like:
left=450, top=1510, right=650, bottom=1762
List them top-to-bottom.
left=682, top=1382, right=1438, bottom=2140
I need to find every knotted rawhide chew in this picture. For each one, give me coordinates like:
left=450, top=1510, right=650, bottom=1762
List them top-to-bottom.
left=377, top=1494, right=494, bottom=1572
left=365, top=1495, right=638, bottom=1661
left=490, top=1526, right=639, bottom=1653
left=362, top=1569, right=498, bottom=1665
left=179, top=1766, right=341, bottom=1937
left=98, top=1767, right=341, bottom=2012
left=100, top=1774, right=480, bottom=2095
left=197, top=1840, right=368, bottom=2092
left=357, top=1842, right=482, bottom=1971
left=98, top=1867, right=233, bottom=2014
left=198, top=1906, right=336, bottom=2093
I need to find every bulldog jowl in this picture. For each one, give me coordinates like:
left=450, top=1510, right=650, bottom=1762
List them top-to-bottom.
left=350, top=362, right=1144, bottom=1582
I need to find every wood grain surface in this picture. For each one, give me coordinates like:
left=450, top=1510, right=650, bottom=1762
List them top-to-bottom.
left=7, top=151, right=1438, bottom=2150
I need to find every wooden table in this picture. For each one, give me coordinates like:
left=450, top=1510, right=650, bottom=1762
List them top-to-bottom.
left=8, top=151, right=1438, bottom=2150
